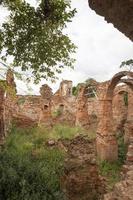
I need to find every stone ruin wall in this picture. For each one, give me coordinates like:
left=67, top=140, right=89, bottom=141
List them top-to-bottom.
left=0, top=69, right=17, bottom=143
left=0, top=71, right=131, bottom=141
left=11, top=78, right=132, bottom=135
left=12, top=80, right=77, bottom=128
left=76, top=81, right=130, bottom=132
left=14, top=85, right=127, bottom=130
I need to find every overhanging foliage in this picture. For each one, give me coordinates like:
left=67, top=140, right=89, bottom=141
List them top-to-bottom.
left=0, top=0, right=76, bottom=83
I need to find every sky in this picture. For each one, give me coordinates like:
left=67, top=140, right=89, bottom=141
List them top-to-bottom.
left=0, top=0, right=133, bottom=94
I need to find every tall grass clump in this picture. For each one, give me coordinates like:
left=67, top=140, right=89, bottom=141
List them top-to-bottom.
left=34, top=124, right=82, bottom=141
left=49, top=124, right=81, bottom=139
left=0, top=126, right=66, bottom=200
left=99, top=160, right=122, bottom=190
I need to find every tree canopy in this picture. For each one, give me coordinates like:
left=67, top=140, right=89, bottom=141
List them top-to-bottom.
left=0, top=0, right=76, bottom=83
left=120, top=59, right=133, bottom=71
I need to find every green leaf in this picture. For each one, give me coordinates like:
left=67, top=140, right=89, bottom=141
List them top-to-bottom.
left=0, top=0, right=77, bottom=83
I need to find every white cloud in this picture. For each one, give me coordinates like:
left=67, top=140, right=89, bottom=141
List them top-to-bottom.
left=0, top=0, right=133, bottom=94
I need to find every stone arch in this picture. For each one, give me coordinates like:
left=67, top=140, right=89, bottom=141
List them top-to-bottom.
left=96, top=71, right=133, bottom=161
left=106, top=71, right=133, bottom=100
left=120, top=79, right=133, bottom=91
left=116, top=90, right=128, bottom=95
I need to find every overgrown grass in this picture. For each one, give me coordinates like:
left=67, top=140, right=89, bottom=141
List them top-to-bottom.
left=34, top=123, right=82, bottom=141
left=0, top=124, right=96, bottom=199
left=0, top=125, right=68, bottom=200
left=86, top=128, right=96, bottom=140
left=99, top=160, right=122, bottom=190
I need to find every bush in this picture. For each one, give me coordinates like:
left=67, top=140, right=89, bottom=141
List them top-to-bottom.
left=72, top=83, right=83, bottom=96
left=72, top=86, right=78, bottom=96
left=0, top=126, right=66, bottom=200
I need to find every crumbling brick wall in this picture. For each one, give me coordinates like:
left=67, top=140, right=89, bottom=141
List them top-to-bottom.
left=0, top=72, right=132, bottom=141
left=10, top=78, right=131, bottom=132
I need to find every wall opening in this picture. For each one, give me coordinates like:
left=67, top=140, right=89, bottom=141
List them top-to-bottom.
left=59, top=104, right=64, bottom=112
left=44, top=105, right=48, bottom=110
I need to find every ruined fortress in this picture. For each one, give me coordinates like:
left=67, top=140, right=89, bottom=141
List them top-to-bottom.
left=0, top=1, right=132, bottom=199
left=0, top=70, right=133, bottom=199
left=0, top=70, right=132, bottom=149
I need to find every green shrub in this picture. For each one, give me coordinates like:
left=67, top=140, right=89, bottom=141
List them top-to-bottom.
left=72, top=83, right=83, bottom=96
left=72, top=86, right=78, bottom=96
left=0, top=124, right=91, bottom=199
left=0, top=127, right=66, bottom=200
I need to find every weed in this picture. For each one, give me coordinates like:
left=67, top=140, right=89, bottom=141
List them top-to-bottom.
left=51, top=109, right=62, bottom=118
left=0, top=124, right=96, bottom=199
left=35, top=124, right=82, bottom=141
left=0, top=126, right=66, bottom=200
left=117, top=134, right=127, bottom=164
left=99, top=160, right=121, bottom=190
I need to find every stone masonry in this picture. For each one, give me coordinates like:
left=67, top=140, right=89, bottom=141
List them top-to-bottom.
left=0, top=71, right=132, bottom=153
